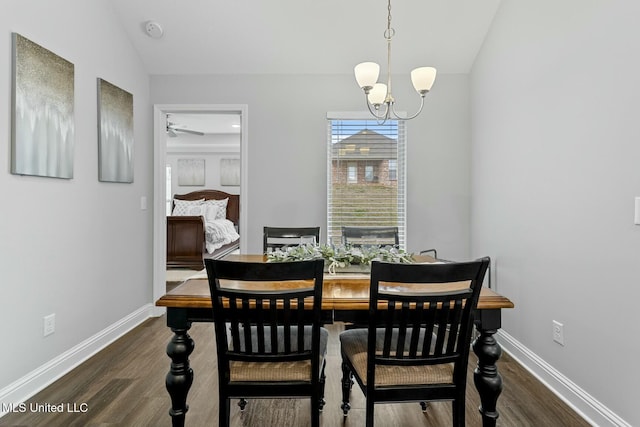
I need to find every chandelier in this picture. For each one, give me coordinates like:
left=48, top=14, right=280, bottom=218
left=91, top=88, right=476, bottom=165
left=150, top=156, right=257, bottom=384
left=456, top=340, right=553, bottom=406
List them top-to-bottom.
left=354, top=0, right=437, bottom=122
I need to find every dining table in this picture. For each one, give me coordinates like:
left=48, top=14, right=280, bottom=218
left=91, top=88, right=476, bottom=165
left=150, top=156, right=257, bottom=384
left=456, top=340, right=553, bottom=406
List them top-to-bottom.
left=156, top=254, right=514, bottom=427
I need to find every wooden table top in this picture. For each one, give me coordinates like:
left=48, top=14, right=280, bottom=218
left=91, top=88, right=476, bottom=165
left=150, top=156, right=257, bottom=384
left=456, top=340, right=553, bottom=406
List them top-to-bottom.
left=157, top=255, right=514, bottom=311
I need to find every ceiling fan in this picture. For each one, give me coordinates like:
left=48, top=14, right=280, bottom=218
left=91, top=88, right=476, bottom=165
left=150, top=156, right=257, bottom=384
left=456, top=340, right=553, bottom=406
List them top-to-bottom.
left=166, top=115, right=205, bottom=137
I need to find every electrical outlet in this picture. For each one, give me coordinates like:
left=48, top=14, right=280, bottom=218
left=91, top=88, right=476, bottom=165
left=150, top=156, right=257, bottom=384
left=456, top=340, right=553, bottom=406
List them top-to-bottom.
left=43, top=313, right=55, bottom=337
left=552, top=320, right=564, bottom=345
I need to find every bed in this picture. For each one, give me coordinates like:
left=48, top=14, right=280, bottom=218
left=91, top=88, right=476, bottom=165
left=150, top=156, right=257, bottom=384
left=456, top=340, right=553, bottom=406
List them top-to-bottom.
left=167, top=190, right=240, bottom=270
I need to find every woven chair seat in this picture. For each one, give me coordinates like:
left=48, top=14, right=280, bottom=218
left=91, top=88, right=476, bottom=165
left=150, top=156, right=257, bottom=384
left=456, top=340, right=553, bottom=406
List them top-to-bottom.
left=230, top=326, right=329, bottom=382
left=340, top=328, right=453, bottom=386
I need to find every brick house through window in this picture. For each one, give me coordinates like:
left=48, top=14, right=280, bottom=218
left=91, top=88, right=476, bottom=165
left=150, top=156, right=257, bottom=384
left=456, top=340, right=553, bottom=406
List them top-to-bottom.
left=331, top=129, right=397, bottom=186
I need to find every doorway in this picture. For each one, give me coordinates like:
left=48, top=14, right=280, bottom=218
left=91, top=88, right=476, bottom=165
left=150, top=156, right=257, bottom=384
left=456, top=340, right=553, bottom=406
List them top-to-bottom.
left=152, top=104, right=248, bottom=308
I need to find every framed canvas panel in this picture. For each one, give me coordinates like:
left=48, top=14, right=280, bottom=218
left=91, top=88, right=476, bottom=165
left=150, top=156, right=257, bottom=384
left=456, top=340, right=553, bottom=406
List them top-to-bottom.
left=11, top=33, right=75, bottom=179
left=98, top=78, right=134, bottom=183
left=220, top=158, right=240, bottom=186
left=178, top=159, right=205, bottom=186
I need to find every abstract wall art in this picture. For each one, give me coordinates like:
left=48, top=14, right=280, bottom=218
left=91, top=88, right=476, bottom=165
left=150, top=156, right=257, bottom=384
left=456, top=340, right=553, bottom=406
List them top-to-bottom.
left=11, top=33, right=75, bottom=179
left=97, top=78, right=134, bottom=183
left=178, top=158, right=205, bottom=186
left=220, top=158, right=240, bottom=186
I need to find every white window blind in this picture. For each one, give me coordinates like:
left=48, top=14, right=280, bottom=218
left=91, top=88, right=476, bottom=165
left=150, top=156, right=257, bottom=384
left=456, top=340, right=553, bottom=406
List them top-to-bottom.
left=326, top=117, right=406, bottom=247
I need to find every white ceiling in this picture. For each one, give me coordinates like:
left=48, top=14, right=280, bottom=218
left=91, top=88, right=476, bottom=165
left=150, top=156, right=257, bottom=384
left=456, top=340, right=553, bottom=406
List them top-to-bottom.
left=109, top=0, right=502, bottom=76
left=110, top=0, right=502, bottom=135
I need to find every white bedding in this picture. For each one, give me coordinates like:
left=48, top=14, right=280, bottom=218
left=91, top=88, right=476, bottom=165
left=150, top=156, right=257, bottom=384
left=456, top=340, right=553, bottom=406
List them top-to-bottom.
left=205, top=218, right=240, bottom=253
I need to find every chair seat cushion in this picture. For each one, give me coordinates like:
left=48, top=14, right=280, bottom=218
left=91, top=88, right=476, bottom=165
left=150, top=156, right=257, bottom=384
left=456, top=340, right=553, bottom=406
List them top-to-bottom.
left=229, top=326, right=329, bottom=382
left=339, top=328, right=454, bottom=387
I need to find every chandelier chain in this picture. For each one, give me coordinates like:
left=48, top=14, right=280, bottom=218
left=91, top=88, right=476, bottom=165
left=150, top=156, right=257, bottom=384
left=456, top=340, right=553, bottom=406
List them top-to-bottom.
left=354, top=0, right=435, bottom=123
left=385, top=0, right=394, bottom=101
left=387, top=0, right=393, bottom=37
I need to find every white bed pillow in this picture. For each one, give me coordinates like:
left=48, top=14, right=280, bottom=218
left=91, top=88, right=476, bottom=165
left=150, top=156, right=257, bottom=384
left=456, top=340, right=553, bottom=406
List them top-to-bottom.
left=172, top=198, right=204, bottom=216
left=203, top=198, right=228, bottom=220
left=203, top=204, right=220, bottom=224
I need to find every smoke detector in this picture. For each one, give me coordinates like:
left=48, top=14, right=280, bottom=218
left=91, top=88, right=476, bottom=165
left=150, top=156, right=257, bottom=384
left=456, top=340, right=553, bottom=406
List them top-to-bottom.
left=144, top=21, right=164, bottom=39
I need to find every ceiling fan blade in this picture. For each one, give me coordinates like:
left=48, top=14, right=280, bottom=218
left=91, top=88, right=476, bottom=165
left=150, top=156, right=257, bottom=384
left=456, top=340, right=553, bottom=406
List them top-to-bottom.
left=166, top=115, right=206, bottom=136
left=172, top=127, right=205, bottom=136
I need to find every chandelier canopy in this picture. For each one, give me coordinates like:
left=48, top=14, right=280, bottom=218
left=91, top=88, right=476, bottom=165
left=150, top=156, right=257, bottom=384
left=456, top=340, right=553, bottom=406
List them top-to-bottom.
left=354, top=0, right=437, bottom=122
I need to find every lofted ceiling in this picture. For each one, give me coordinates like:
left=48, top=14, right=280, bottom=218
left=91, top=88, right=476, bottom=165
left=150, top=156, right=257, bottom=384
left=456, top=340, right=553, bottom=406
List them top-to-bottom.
left=109, top=0, right=502, bottom=76
left=110, top=1, right=502, bottom=136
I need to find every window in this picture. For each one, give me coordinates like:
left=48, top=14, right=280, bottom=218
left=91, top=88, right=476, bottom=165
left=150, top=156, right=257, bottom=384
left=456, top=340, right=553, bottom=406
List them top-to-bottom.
left=327, top=116, right=406, bottom=247
left=388, top=159, right=397, bottom=181
left=347, top=163, right=357, bottom=183
left=364, top=165, right=375, bottom=182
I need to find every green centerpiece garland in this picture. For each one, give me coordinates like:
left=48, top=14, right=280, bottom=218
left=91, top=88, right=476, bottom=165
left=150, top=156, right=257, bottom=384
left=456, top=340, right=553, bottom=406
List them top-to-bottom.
left=267, top=244, right=415, bottom=274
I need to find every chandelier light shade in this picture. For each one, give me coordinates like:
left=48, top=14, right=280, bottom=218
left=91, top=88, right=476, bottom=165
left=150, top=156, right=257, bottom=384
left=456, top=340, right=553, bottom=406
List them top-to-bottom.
left=355, top=0, right=437, bottom=122
left=354, top=62, right=380, bottom=91
left=410, top=67, right=437, bottom=95
left=368, top=83, right=387, bottom=106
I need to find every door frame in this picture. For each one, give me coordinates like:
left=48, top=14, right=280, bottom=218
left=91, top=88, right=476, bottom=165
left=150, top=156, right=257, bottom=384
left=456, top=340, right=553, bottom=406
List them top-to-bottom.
left=152, top=104, right=248, bottom=310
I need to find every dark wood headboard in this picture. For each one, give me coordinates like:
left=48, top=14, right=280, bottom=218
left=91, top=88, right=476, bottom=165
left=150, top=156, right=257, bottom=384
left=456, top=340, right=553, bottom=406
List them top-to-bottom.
left=173, top=190, right=240, bottom=227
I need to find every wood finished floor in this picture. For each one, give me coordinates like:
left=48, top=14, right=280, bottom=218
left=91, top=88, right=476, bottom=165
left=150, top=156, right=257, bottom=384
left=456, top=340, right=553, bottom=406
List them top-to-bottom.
left=0, top=316, right=591, bottom=427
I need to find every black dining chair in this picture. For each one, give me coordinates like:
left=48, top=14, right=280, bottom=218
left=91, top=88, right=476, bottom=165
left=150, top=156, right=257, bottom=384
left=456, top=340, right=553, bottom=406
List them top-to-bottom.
left=263, top=226, right=321, bottom=253
left=341, top=226, right=399, bottom=248
left=420, top=248, right=439, bottom=259
left=339, top=257, right=490, bottom=427
left=204, top=258, right=327, bottom=427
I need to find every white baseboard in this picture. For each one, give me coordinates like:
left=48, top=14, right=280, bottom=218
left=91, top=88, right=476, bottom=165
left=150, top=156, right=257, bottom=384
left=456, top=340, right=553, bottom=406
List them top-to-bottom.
left=0, top=304, right=154, bottom=417
left=150, top=305, right=166, bottom=318
left=2, top=308, right=629, bottom=425
left=497, top=330, right=631, bottom=427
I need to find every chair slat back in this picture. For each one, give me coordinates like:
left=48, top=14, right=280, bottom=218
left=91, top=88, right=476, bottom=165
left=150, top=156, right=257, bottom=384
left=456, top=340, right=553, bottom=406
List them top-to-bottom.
left=263, top=226, right=321, bottom=253
left=342, top=226, right=399, bottom=247
left=205, top=259, right=325, bottom=366
left=368, top=259, right=489, bottom=376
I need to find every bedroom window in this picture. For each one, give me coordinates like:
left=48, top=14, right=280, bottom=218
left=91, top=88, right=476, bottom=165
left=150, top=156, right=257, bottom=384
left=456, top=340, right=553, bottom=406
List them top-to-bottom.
left=327, top=116, right=406, bottom=247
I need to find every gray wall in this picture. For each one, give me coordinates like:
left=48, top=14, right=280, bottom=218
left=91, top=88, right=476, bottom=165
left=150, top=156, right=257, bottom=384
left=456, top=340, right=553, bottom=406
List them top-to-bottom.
left=0, top=0, right=152, bottom=393
left=1, top=0, right=470, bottom=407
left=7, top=1, right=635, bottom=424
left=471, top=1, right=640, bottom=425
left=151, top=73, right=472, bottom=257
left=167, top=133, right=241, bottom=199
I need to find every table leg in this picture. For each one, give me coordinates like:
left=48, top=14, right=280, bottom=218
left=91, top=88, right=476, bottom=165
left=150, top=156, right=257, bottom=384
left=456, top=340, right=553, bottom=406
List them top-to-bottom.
left=473, top=309, right=503, bottom=427
left=165, top=324, right=194, bottom=427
